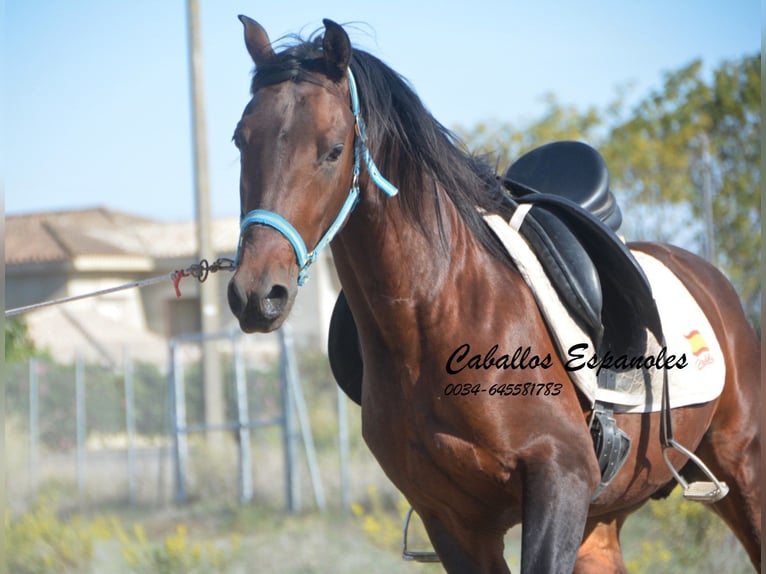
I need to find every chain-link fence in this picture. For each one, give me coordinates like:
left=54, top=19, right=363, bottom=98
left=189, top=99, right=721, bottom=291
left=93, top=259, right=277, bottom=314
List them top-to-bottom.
left=6, top=326, right=360, bottom=515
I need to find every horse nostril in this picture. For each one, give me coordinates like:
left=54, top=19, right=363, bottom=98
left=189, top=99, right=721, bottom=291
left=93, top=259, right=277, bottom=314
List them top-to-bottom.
left=227, top=276, right=292, bottom=330
left=227, top=279, right=247, bottom=318
left=260, top=284, right=289, bottom=319
left=265, top=284, right=288, bottom=304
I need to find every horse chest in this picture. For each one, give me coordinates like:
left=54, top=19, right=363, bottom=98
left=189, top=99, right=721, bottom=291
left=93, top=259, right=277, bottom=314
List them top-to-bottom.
left=359, top=351, right=527, bottom=493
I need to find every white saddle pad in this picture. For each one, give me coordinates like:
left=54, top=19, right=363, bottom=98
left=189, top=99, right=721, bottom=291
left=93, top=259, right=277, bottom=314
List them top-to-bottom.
left=483, top=213, right=726, bottom=413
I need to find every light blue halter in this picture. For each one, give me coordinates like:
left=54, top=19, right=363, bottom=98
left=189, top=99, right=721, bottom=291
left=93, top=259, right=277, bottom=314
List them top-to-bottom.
left=235, top=68, right=398, bottom=286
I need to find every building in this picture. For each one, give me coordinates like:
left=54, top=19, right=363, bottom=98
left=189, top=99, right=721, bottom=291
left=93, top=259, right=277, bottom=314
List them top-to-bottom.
left=5, top=208, right=340, bottom=367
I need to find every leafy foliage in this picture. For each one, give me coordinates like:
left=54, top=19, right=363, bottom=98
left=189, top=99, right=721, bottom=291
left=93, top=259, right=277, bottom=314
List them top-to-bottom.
left=457, top=53, right=761, bottom=331
left=605, top=55, right=761, bottom=326
left=456, top=93, right=604, bottom=170
left=5, top=317, right=36, bottom=362
left=5, top=358, right=167, bottom=450
left=624, top=489, right=751, bottom=573
left=5, top=497, right=110, bottom=573
left=5, top=497, right=241, bottom=574
left=114, top=520, right=241, bottom=574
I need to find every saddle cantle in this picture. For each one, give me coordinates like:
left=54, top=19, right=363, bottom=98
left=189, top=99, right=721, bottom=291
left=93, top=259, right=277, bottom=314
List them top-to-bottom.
left=502, top=140, right=622, bottom=231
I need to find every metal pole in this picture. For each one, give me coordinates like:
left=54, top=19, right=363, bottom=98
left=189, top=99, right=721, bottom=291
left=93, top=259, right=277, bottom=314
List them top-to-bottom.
left=186, top=0, right=224, bottom=448
left=698, top=132, right=717, bottom=265
left=283, top=324, right=326, bottom=511
left=279, top=330, right=299, bottom=513
left=233, top=335, right=253, bottom=503
left=171, top=341, right=188, bottom=504
left=160, top=347, right=173, bottom=506
left=124, top=351, right=137, bottom=507
left=75, top=354, right=86, bottom=507
left=29, top=358, right=39, bottom=496
left=337, top=387, right=350, bottom=513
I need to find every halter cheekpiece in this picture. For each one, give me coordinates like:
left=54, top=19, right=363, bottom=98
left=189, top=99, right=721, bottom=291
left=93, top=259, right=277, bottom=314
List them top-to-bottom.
left=235, top=68, right=398, bottom=285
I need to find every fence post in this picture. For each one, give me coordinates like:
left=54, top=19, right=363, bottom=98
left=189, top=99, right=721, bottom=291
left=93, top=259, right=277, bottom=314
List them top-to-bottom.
left=282, top=324, right=326, bottom=511
left=279, top=329, right=299, bottom=513
left=233, top=334, right=253, bottom=503
left=170, top=341, right=188, bottom=504
left=124, top=351, right=137, bottom=506
left=75, top=353, right=86, bottom=507
left=29, top=358, right=39, bottom=496
left=337, top=387, right=350, bottom=513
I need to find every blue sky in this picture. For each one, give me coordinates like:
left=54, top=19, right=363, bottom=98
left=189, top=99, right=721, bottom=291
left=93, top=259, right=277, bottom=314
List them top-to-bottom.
left=4, top=1, right=760, bottom=222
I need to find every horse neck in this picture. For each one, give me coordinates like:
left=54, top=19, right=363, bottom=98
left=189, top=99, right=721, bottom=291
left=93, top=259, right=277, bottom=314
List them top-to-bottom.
left=331, top=179, right=486, bottom=350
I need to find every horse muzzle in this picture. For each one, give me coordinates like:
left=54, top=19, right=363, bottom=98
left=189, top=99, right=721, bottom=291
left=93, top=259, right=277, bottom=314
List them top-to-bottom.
left=227, top=229, right=298, bottom=333
left=228, top=276, right=294, bottom=333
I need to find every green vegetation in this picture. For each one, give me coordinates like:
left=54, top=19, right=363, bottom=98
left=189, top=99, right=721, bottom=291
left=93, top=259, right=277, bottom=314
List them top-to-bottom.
left=458, top=53, right=761, bottom=333
left=5, top=316, right=36, bottom=362
left=4, top=487, right=752, bottom=574
left=622, top=489, right=752, bottom=573
left=5, top=497, right=106, bottom=574
left=5, top=497, right=242, bottom=574
left=113, top=521, right=241, bottom=574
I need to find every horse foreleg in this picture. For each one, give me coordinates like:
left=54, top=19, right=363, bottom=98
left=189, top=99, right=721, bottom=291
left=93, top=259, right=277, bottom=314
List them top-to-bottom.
left=520, top=459, right=596, bottom=574
left=419, top=510, right=510, bottom=574
left=573, top=516, right=628, bottom=573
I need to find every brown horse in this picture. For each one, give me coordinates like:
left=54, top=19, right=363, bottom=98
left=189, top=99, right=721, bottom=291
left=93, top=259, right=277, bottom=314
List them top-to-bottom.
left=226, top=17, right=761, bottom=573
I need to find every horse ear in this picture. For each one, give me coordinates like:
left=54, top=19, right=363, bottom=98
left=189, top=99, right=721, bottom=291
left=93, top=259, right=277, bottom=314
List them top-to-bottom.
left=238, top=15, right=275, bottom=66
left=322, top=19, right=352, bottom=77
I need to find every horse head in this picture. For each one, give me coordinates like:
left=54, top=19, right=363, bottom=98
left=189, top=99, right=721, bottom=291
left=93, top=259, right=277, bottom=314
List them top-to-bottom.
left=228, top=17, right=357, bottom=333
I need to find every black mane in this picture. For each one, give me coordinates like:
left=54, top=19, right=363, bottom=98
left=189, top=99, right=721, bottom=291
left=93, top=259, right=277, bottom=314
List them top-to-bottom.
left=250, top=33, right=512, bottom=265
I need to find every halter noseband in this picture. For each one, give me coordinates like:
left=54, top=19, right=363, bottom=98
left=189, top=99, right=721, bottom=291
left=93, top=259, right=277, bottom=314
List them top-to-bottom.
left=235, top=68, right=398, bottom=286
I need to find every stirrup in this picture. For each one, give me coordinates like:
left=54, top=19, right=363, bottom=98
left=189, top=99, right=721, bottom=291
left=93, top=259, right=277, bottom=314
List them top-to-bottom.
left=589, top=406, right=632, bottom=500
left=662, top=439, right=729, bottom=503
left=402, top=507, right=440, bottom=562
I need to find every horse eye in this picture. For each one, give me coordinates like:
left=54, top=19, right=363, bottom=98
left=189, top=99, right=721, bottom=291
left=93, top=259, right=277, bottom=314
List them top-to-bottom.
left=233, top=126, right=249, bottom=150
left=325, top=144, right=345, bottom=163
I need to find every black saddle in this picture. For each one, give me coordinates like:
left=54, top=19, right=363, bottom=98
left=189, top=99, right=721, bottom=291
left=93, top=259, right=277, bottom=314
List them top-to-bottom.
left=500, top=140, right=662, bottom=355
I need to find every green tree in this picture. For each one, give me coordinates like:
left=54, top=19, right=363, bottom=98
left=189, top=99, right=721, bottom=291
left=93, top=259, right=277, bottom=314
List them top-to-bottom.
left=457, top=54, right=761, bottom=331
left=701, top=55, right=760, bottom=325
left=604, top=56, right=760, bottom=329
left=455, top=93, right=604, bottom=172
left=5, top=317, right=36, bottom=362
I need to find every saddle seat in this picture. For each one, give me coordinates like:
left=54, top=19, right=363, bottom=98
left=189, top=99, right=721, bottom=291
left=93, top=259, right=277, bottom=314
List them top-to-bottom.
left=502, top=140, right=622, bottom=231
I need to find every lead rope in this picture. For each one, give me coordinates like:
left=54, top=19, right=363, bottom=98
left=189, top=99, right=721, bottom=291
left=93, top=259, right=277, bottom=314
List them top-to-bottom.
left=4, top=257, right=235, bottom=318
